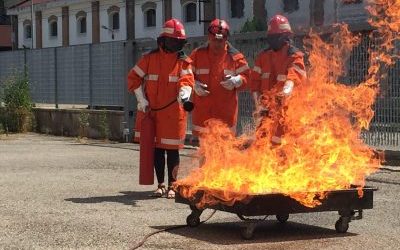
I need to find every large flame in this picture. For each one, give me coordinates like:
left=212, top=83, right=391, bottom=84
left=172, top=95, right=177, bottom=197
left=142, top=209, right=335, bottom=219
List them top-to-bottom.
left=175, top=1, right=399, bottom=208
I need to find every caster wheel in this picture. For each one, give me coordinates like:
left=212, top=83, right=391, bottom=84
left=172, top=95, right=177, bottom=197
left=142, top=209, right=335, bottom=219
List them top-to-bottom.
left=186, top=213, right=200, bottom=227
left=276, top=214, right=289, bottom=223
left=335, top=218, right=349, bottom=233
left=240, top=226, right=255, bottom=240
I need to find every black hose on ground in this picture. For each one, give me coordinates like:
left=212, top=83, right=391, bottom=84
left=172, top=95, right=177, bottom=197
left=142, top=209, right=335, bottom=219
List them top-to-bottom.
left=129, top=209, right=217, bottom=250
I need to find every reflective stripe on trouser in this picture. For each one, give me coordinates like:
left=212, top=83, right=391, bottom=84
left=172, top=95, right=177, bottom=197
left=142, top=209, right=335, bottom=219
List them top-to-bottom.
left=195, top=69, right=210, bottom=75
left=192, top=124, right=236, bottom=134
left=135, top=132, right=183, bottom=146
left=160, top=138, right=185, bottom=146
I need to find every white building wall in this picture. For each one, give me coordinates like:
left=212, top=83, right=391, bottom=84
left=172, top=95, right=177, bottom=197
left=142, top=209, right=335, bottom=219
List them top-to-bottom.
left=99, top=0, right=127, bottom=42
left=134, top=0, right=163, bottom=40
left=219, top=0, right=253, bottom=34
left=265, top=0, right=311, bottom=30
left=324, top=0, right=336, bottom=26
left=337, top=0, right=368, bottom=23
left=69, top=1, right=92, bottom=46
left=172, top=1, right=204, bottom=38
left=42, top=8, right=62, bottom=48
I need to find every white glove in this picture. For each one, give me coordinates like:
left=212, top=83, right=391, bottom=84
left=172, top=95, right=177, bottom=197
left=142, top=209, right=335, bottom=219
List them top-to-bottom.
left=220, top=75, right=242, bottom=90
left=194, top=80, right=210, bottom=97
left=281, top=80, right=294, bottom=96
left=133, top=86, right=149, bottom=112
left=177, top=86, right=192, bottom=104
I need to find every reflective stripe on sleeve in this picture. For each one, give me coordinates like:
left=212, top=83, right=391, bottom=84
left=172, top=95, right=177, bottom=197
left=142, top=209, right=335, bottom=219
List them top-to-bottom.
left=236, top=64, right=249, bottom=74
left=292, top=64, right=307, bottom=77
left=133, top=65, right=145, bottom=78
left=253, top=66, right=262, bottom=74
left=180, top=68, right=193, bottom=76
left=224, top=69, right=235, bottom=76
left=261, top=72, right=270, bottom=79
left=144, top=74, right=159, bottom=81
left=277, top=74, right=287, bottom=82
left=169, top=76, right=179, bottom=82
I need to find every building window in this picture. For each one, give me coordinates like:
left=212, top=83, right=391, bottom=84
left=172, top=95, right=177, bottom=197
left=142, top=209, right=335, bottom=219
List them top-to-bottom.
left=231, top=0, right=244, bottom=18
left=283, top=0, right=299, bottom=13
left=312, top=0, right=324, bottom=26
left=183, top=2, right=196, bottom=23
left=107, top=5, right=120, bottom=30
left=145, top=9, right=156, bottom=27
left=76, top=11, right=87, bottom=34
left=111, top=12, right=119, bottom=30
left=48, top=15, right=58, bottom=37
left=78, top=17, right=86, bottom=34
left=23, top=20, right=32, bottom=39
left=50, top=21, right=57, bottom=37
left=25, top=25, right=32, bottom=39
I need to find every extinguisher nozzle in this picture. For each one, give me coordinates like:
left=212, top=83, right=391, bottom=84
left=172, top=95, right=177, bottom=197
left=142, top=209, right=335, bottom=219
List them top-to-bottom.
left=183, top=101, right=194, bottom=112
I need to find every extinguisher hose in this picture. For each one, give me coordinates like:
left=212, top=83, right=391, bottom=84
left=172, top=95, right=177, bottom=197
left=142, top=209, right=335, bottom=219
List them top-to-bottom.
left=150, top=99, right=177, bottom=111
left=129, top=209, right=216, bottom=250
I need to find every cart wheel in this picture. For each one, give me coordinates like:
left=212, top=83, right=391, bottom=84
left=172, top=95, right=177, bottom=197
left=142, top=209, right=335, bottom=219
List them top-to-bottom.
left=186, top=213, right=201, bottom=227
left=276, top=214, right=289, bottom=223
left=335, top=218, right=349, bottom=233
left=240, top=226, right=255, bottom=240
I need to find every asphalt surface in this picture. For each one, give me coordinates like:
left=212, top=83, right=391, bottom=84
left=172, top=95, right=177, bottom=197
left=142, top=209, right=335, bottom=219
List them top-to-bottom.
left=0, top=133, right=399, bottom=250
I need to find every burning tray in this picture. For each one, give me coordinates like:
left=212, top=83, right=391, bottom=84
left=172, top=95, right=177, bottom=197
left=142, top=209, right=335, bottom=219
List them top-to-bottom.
left=175, top=185, right=377, bottom=240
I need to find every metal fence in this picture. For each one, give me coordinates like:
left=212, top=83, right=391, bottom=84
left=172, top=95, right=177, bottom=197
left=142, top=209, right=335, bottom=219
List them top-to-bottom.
left=0, top=32, right=399, bottom=147
left=0, top=41, right=127, bottom=107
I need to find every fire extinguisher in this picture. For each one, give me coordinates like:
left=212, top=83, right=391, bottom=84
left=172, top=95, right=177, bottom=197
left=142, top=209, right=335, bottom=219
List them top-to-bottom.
left=138, top=98, right=194, bottom=185
left=139, top=112, right=155, bottom=185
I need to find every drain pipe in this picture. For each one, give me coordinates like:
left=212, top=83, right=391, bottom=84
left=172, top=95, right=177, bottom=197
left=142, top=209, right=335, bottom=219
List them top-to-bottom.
left=216, top=0, right=220, bottom=18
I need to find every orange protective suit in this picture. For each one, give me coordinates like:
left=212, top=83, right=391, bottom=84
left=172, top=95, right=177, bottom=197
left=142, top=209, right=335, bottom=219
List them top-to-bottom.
left=190, top=42, right=250, bottom=136
left=251, top=43, right=307, bottom=143
left=127, top=49, right=194, bottom=149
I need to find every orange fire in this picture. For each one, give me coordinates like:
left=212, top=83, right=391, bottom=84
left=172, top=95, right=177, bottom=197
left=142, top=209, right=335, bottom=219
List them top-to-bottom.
left=175, top=1, right=399, bottom=208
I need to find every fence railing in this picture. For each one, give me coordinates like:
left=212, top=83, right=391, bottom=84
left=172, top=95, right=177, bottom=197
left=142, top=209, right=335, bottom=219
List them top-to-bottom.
left=0, top=32, right=398, bottom=147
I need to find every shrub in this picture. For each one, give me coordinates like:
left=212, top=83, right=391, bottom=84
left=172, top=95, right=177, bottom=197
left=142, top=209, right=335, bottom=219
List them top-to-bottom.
left=240, top=17, right=266, bottom=33
left=0, top=73, right=33, bottom=132
left=99, top=109, right=109, bottom=140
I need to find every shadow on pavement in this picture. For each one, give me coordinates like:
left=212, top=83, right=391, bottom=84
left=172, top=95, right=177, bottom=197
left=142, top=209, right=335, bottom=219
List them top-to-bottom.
left=65, top=191, right=155, bottom=206
left=151, top=220, right=356, bottom=244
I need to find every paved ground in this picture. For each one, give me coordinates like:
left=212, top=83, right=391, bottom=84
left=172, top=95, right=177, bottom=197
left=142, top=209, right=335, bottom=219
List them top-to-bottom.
left=0, top=133, right=399, bottom=250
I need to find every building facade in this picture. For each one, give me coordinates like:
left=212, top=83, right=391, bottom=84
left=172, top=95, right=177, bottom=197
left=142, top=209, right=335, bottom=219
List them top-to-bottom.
left=0, top=0, right=12, bottom=51
left=6, top=0, right=368, bottom=49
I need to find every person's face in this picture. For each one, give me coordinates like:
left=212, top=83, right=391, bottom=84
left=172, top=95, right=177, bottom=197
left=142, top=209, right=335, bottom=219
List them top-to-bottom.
left=208, top=33, right=227, bottom=51
left=163, top=37, right=186, bottom=53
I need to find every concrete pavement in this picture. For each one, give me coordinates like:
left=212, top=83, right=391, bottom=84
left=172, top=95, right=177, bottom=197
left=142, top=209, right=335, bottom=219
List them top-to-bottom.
left=0, top=133, right=399, bottom=250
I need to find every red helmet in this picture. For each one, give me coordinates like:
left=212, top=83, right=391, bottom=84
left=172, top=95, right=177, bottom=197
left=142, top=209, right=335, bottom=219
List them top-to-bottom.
left=267, top=15, right=293, bottom=35
left=160, top=18, right=186, bottom=39
left=208, top=19, right=230, bottom=39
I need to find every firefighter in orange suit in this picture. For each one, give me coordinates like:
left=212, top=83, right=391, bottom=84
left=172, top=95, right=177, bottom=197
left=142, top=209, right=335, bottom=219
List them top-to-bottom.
left=251, top=15, right=307, bottom=144
left=127, top=19, right=194, bottom=198
left=190, top=19, right=250, bottom=139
